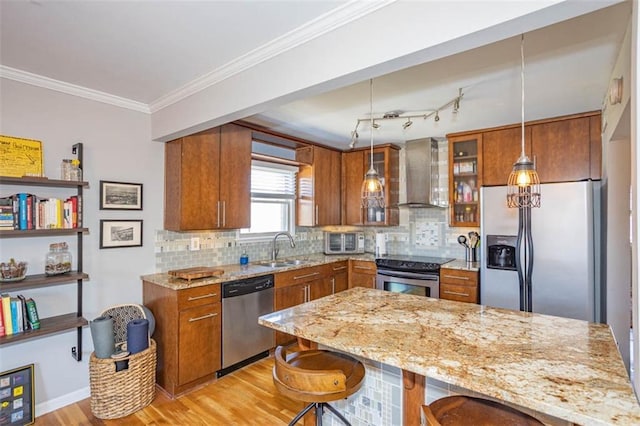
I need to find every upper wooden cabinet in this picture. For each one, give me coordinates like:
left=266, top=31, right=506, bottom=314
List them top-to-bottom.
left=468, top=111, right=601, bottom=187
left=165, top=123, right=252, bottom=231
left=448, top=134, right=483, bottom=227
left=341, top=144, right=400, bottom=226
left=296, top=145, right=341, bottom=226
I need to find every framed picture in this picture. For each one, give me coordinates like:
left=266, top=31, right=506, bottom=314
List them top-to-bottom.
left=100, top=181, right=143, bottom=210
left=100, top=220, right=143, bottom=249
left=0, top=364, right=35, bottom=425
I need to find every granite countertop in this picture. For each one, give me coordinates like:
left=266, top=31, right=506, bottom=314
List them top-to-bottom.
left=141, top=253, right=375, bottom=290
left=441, top=259, right=480, bottom=272
left=259, top=287, right=640, bottom=426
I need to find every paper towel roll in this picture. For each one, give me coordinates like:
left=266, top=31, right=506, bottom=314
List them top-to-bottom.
left=375, top=233, right=387, bottom=257
left=90, top=316, right=115, bottom=359
left=127, top=318, right=149, bottom=354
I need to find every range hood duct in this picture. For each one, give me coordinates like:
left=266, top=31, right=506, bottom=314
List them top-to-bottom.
left=400, top=138, right=447, bottom=208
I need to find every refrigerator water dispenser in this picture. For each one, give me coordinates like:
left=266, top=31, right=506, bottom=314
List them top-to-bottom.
left=486, top=235, right=517, bottom=270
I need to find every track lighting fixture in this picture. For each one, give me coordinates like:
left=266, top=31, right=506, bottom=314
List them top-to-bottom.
left=349, top=87, right=463, bottom=148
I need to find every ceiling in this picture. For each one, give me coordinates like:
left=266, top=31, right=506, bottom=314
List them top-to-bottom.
left=0, top=1, right=631, bottom=150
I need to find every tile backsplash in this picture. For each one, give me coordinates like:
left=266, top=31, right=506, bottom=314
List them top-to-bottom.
left=153, top=208, right=479, bottom=271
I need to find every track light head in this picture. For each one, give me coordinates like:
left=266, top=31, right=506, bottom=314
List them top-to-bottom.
left=434, top=111, right=440, bottom=122
left=402, top=119, right=413, bottom=129
left=372, top=120, right=380, bottom=129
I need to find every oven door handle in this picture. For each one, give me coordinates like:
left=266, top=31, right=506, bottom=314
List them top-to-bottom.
left=376, top=269, right=439, bottom=281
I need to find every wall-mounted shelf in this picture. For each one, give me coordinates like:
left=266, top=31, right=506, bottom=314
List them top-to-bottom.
left=0, top=143, right=87, bottom=361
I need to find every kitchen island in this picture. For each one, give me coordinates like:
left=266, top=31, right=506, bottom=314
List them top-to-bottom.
left=259, top=287, right=640, bottom=426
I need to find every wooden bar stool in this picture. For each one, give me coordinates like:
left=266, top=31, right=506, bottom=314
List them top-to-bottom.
left=273, top=345, right=365, bottom=426
left=422, top=395, right=544, bottom=425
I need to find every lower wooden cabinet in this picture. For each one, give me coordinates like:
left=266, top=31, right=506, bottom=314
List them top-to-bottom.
left=349, top=260, right=377, bottom=289
left=327, top=261, right=348, bottom=293
left=439, top=268, right=479, bottom=304
left=143, top=281, right=222, bottom=397
left=177, top=302, right=221, bottom=386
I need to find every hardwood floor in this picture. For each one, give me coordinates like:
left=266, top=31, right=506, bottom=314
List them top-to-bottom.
left=36, top=356, right=302, bottom=425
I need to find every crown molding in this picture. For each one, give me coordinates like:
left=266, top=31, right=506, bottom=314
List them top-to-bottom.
left=149, top=0, right=395, bottom=113
left=0, top=65, right=151, bottom=114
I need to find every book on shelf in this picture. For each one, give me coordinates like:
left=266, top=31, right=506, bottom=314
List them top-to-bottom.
left=1, top=294, right=12, bottom=336
left=25, top=297, right=40, bottom=330
left=0, top=298, right=4, bottom=337
left=10, top=298, right=20, bottom=334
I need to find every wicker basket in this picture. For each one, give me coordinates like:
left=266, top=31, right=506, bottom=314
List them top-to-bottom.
left=89, top=339, right=157, bottom=419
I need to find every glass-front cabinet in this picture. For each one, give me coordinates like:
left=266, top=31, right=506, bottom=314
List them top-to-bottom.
left=448, top=133, right=482, bottom=227
left=342, top=144, right=399, bottom=226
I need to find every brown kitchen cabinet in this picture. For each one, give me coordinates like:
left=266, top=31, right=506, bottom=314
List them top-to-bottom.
left=477, top=111, right=601, bottom=187
left=164, top=123, right=251, bottom=231
left=448, top=134, right=482, bottom=227
left=342, top=144, right=400, bottom=226
left=296, top=145, right=342, bottom=226
left=349, top=260, right=377, bottom=289
left=326, top=261, right=349, bottom=294
left=274, top=265, right=328, bottom=346
left=439, top=268, right=479, bottom=304
left=143, top=281, right=222, bottom=397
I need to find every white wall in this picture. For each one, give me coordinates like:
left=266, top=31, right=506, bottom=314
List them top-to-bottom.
left=0, top=79, right=163, bottom=414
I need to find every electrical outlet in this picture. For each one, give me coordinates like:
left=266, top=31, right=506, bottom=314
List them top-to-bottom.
left=190, top=237, right=200, bottom=251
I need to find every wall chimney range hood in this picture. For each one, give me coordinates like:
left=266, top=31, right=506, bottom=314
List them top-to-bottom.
left=400, top=138, right=447, bottom=208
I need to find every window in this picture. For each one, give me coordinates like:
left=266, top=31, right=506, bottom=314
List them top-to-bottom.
left=239, top=161, right=297, bottom=240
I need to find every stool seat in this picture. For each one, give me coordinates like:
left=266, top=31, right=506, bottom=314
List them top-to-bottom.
left=273, top=345, right=365, bottom=426
left=423, top=395, right=544, bottom=426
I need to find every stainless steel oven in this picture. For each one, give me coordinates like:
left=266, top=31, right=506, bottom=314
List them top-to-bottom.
left=375, top=256, right=454, bottom=298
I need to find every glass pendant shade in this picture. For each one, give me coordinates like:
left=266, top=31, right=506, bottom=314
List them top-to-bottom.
left=506, top=154, right=541, bottom=208
left=361, top=166, right=385, bottom=208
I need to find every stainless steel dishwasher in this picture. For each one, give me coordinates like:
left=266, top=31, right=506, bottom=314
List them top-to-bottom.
left=218, top=274, right=274, bottom=377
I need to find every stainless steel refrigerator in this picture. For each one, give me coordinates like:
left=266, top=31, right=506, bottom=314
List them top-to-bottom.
left=480, top=181, right=603, bottom=322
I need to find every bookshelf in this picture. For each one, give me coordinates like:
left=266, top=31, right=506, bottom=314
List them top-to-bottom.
left=0, top=143, right=88, bottom=361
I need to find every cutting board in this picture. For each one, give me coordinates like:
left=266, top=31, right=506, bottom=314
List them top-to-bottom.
left=168, top=266, right=224, bottom=281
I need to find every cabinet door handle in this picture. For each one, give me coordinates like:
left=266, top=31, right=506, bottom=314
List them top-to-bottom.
left=217, top=201, right=221, bottom=228
left=222, top=201, right=226, bottom=227
left=315, top=205, right=319, bottom=226
left=355, top=265, right=373, bottom=271
left=332, top=266, right=347, bottom=271
left=293, top=272, right=320, bottom=280
left=442, top=274, right=470, bottom=281
left=331, top=277, right=335, bottom=294
left=303, top=285, right=309, bottom=302
left=443, top=290, right=470, bottom=297
left=188, top=293, right=217, bottom=301
left=189, top=312, right=218, bottom=322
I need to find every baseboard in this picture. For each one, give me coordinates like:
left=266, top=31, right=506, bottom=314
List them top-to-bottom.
left=36, top=386, right=90, bottom=416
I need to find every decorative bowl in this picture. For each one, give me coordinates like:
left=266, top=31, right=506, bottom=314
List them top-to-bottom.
left=0, top=259, right=27, bottom=282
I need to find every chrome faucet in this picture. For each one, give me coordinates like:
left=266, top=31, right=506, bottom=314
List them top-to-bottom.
left=272, top=232, right=295, bottom=261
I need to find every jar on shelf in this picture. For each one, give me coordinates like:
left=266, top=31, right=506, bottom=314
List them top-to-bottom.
left=60, top=159, right=72, bottom=180
left=70, top=159, right=82, bottom=181
left=45, top=242, right=72, bottom=275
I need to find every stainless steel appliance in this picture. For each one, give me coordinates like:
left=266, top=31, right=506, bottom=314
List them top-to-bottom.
left=480, top=182, right=603, bottom=322
left=324, top=231, right=365, bottom=254
left=375, top=256, right=454, bottom=297
left=219, top=274, right=275, bottom=377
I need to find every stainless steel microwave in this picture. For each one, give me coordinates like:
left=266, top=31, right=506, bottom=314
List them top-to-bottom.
left=324, top=232, right=365, bottom=254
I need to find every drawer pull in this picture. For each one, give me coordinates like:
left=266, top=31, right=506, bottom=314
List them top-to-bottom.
left=332, top=266, right=347, bottom=271
left=354, top=266, right=373, bottom=271
left=293, top=272, right=320, bottom=280
left=442, top=274, right=470, bottom=281
left=443, top=290, right=470, bottom=297
left=187, top=293, right=217, bottom=301
left=189, top=312, right=218, bottom=322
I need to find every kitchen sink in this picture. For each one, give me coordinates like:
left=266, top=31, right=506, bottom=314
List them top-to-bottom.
left=256, top=259, right=309, bottom=268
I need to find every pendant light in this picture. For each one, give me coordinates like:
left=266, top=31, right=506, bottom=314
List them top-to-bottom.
left=507, top=34, right=541, bottom=209
left=361, top=79, right=385, bottom=209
